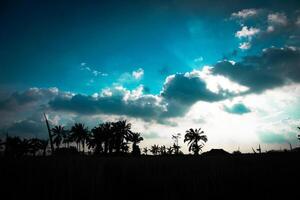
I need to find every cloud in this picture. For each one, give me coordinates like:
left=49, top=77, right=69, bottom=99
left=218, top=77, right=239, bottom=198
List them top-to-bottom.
left=231, top=9, right=259, bottom=19
left=231, top=9, right=300, bottom=48
left=268, top=12, right=288, bottom=26
left=235, top=26, right=260, bottom=39
left=235, top=26, right=260, bottom=50
left=239, top=42, right=251, bottom=50
left=1, top=46, right=300, bottom=132
left=212, top=47, right=300, bottom=93
left=194, top=57, right=204, bottom=63
left=80, top=63, right=108, bottom=77
left=48, top=66, right=249, bottom=122
left=118, top=68, right=144, bottom=84
left=132, top=68, right=144, bottom=80
left=161, top=73, right=221, bottom=105
left=49, top=85, right=167, bottom=121
left=0, top=87, right=72, bottom=112
left=0, top=87, right=73, bottom=128
left=223, top=103, right=251, bottom=115
left=7, top=118, right=46, bottom=138
left=142, top=132, right=161, bottom=139
left=259, top=132, right=287, bottom=144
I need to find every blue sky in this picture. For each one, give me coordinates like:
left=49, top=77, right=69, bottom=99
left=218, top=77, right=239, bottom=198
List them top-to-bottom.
left=1, top=0, right=300, bottom=152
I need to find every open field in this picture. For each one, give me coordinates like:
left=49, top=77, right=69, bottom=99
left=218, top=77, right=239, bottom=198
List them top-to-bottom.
left=1, top=153, right=300, bottom=199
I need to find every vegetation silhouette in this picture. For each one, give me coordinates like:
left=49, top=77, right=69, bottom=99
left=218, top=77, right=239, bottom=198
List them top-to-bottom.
left=1, top=118, right=300, bottom=199
left=70, top=123, right=89, bottom=152
left=51, top=125, right=65, bottom=150
left=184, top=128, right=207, bottom=155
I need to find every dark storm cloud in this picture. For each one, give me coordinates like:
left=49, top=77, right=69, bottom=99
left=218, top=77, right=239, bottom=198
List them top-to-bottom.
left=213, top=47, right=300, bottom=93
left=49, top=72, right=234, bottom=121
left=161, top=74, right=224, bottom=104
left=0, top=87, right=71, bottom=112
left=0, top=87, right=72, bottom=127
left=49, top=90, right=167, bottom=121
left=223, top=103, right=251, bottom=115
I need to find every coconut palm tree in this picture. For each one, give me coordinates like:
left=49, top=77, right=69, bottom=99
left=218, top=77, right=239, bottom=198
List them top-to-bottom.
left=113, top=120, right=132, bottom=154
left=101, top=122, right=112, bottom=154
left=70, top=123, right=89, bottom=153
left=88, top=124, right=106, bottom=154
left=52, top=125, right=65, bottom=150
left=184, top=128, right=208, bottom=155
left=61, top=129, right=71, bottom=148
left=127, top=132, right=143, bottom=155
left=172, top=133, right=181, bottom=155
left=5, top=136, right=31, bottom=157
left=28, top=138, right=42, bottom=156
left=39, top=139, right=48, bottom=156
left=120, top=142, right=130, bottom=153
left=150, top=144, right=159, bottom=155
left=159, top=145, right=166, bottom=155
left=166, top=146, right=174, bottom=155
left=143, top=147, right=148, bottom=155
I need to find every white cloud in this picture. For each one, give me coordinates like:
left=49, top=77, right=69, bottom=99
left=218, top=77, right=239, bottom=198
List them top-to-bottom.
left=231, top=9, right=258, bottom=19
left=267, top=25, right=275, bottom=32
left=235, top=26, right=260, bottom=39
left=239, top=42, right=251, bottom=50
left=194, top=57, right=204, bottom=63
left=80, top=63, right=108, bottom=77
left=185, top=66, right=249, bottom=95
left=118, top=68, right=144, bottom=84
left=132, top=68, right=144, bottom=80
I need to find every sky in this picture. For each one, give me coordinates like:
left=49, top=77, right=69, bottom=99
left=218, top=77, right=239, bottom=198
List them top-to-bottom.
left=1, top=0, right=300, bottom=153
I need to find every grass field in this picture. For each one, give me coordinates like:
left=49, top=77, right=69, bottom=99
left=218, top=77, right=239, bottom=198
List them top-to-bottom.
left=1, top=153, right=299, bottom=199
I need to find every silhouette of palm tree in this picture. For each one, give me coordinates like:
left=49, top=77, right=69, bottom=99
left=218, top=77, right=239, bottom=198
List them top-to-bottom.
left=113, top=120, right=131, bottom=154
left=101, top=122, right=112, bottom=154
left=70, top=123, right=89, bottom=153
left=89, top=124, right=108, bottom=154
left=52, top=125, right=66, bottom=150
left=184, top=128, right=208, bottom=155
left=61, top=129, right=71, bottom=148
left=127, top=132, right=143, bottom=155
left=172, top=133, right=181, bottom=155
left=5, top=136, right=32, bottom=157
left=28, top=138, right=41, bottom=156
left=39, top=139, right=48, bottom=156
left=120, top=142, right=130, bottom=153
left=150, top=144, right=159, bottom=155
left=159, top=145, right=166, bottom=155
left=166, top=146, right=174, bottom=155
left=143, top=147, right=148, bottom=155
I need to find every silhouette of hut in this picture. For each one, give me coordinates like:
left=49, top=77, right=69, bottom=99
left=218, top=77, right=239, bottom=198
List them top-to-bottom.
left=201, top=148, right=230, bottom=156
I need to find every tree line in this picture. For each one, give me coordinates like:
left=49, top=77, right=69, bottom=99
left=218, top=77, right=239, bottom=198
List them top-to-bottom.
left=0, top=119, right=208, bottom=157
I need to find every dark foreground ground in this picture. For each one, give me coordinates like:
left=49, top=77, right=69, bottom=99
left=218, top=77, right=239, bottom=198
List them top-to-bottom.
left=1, top=153, right=300, bottom=199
